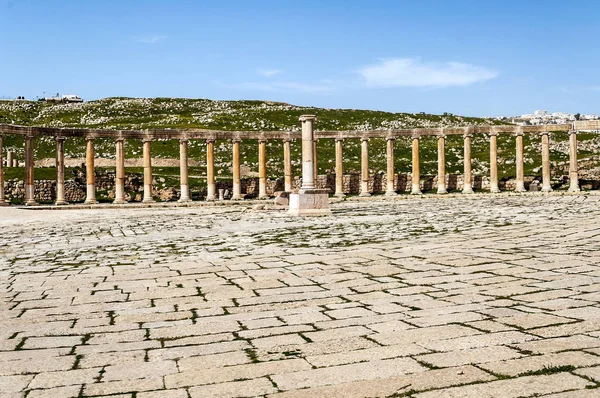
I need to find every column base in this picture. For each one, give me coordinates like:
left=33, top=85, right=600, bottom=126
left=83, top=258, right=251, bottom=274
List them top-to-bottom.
left=490, top=186, right=501, bottom=193
left=515, top=186, right=526, bottom=193
left=541, top=186, right=553, bottom=193
left=437, top=187, right=448, bottom=194
left=462, top=187, right=474, bottom=194
left=568, top=187, right=581, bottom=192
left=289, top=189, right=331, bottom=216
left=410, top=189, right=422, bottom=195
left=384, top=191, right=397, bottom=196
left=334, top=192, right=346, bottom=198
left=359, top=192, right=371, bottom=197
left=206, top=196, right=216, bottom=201
left=178, top=198, right=191, bottom=203
left=25, top=199, right=39, bottom=206
left=84, top=199, right=98, bottom=204
left=113, top=199, right=126, bottom=204
left=55, top=200, right=68, bottom=206
left=0, top=201, right=8, bottom=206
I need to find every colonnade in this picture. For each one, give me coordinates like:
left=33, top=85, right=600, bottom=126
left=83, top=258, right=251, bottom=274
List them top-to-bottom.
left=0, top=123, right=588, bottom=206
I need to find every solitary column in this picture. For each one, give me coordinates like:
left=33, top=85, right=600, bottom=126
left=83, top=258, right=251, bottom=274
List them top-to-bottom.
left=301, top=116, right=316, bottom=189
left=568, top=130, right=580, bottom=192
left=24, top=132, right=38, bottom=206
left=489, top=132, right=500, bottom=193
left=515, top=132, right=526, bottom=192
left=541, top=132, right=552, bottom=192
left=463, top=133, right=474, bottom=194
left=411, top=134, right=422, bottom=194
left=437, top=134, right=447, bottom=194
left=0, top=135, right=6, bottom=206
left=55, top=136, right=67, bottom=205
left=84, top=137, right=97, bottom=204
left=114, top=138, right=126, bottom=204
left=142, top=138, right=154, bottom=203
left=178, top=138, right=191, bottom=202
left=283, top=138, right=292, bottom=192
left=334, top=138, right=344, bottom=198
left=360, top=138, right=371, bottom=197
left=385, top=138, right=396, bottom=196
left=206, top=139, right=216, bottom=201
left=231, top=139, right=243, bottom=200
left=258, top=139, right=268, bottom=199
left=6, top=151, right=12, bottom=168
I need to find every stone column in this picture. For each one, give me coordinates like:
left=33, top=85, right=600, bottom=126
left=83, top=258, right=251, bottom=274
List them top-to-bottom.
left=300, top=116, right=316, bottom=189
left=568, top=130, right=580, bottom=192
left=24, top=132, right=38, bottom=206
left=489, top=132, right=500, bottom=193
left=515, top=132, right=526, bottom=192
left=541, top=132, right=552, bottom=192
left=462, top=133, right=474, bottom=194
left=411, top=134, right=422, bottom=194
left=437, top=134, right=447, bottom=194
left=0, top=135, right=6, bottom=206
left=55, top=137, right=67, bottom=205
left=84, top=137, right=97, bottom=204
left=114, top=138, right=126, bottom=204
left=142, top=138, right=154, bottom=203
left=178, top=138, right=191, bottom=202
left=283, top=138, right=292, bottom=192
left=334, top=138, right=344, bottom=198
left=359, top=138, right=371, bottom=197
left=385, top=138, right=396, bottom=196
left=206, top=139, right=216, bottom=201
left=231, top=139, right=243, bottom=200
left=258, top=139, right=268, bottom=199
left=313, top=139, right=318, bottom=186
left=6, top=151, right=12, bottom=168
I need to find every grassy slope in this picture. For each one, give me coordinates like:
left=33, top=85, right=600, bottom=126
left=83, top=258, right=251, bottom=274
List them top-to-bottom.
left=1, top=98, right=597, bottom=186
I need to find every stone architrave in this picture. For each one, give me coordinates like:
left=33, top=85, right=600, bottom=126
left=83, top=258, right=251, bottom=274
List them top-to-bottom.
left=289, top=115, right=331, bottom=216
left=55, top=136, right=68, bottom=205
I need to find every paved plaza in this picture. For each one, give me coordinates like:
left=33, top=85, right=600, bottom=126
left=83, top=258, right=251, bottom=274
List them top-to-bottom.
left=1, top=194, right=600, bottom=397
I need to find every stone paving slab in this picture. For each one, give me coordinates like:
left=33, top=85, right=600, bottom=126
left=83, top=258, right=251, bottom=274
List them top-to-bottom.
left=2, top=194, right=600, bottom=397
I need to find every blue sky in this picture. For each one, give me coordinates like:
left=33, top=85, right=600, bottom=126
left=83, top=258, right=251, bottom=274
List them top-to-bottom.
left=0, top=0, right=598, bottom=116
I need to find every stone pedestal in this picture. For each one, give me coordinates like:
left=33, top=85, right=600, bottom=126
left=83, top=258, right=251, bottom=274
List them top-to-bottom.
left=289, top=189, right=331, bottom=216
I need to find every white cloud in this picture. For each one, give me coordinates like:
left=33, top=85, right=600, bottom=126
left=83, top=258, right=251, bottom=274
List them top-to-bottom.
left=132, top=35, right=168, bottom=44
left=358, top=57, right=498, bottom=88
left=257, top=68, right=283, bottom=77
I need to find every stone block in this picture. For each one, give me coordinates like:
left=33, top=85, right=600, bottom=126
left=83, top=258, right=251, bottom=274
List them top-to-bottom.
left=288, top=189, right=331, bottom=216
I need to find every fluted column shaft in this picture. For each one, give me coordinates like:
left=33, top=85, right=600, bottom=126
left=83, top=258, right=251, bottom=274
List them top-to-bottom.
left=300, top=115, right=316, bottom=190
left=568, top=130, right=580, bottom=192
left=541, top=132, right=552, bottom=192
left=24, top=133, right=38, bottom=206
left=489, top=133, right=500, bottom=193
left=515, top=133, right=526, bottom=192
left=437, top=134, right=447, bottom=194
left=463, top=134, right=474, bottom=194
left=0, top=135, right=6, bottom=205
left=411, top=135, right=422, bottom=194
left=55, top=137, right=67, bottom=205
left=84, top=137, right=97, bottom=204
left=114, top=138, right=126, bottom=204
left=142, top=138, right=154, bottom=203
left=334, top=138, right=344, bottom=197
left=359, top=138, right=371, bottom=197
left=385, top=138, right=396, bottom=196
left=178, top=139, right=190, bottom=202
left=206, top=139, right=216, bottom=201
left=231, top=139, right=242, bottom=200
left=258, top=139, right=267, bottom=199
left=283, top=139, right=292, bottom=192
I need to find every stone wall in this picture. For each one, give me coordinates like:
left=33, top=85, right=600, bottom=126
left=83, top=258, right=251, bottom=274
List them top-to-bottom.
left=1, top=169, right=592, bottom=203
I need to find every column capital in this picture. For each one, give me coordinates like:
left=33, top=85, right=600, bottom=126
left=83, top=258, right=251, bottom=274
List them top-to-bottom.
left=299, top=114, right=317, bottom=122
left=569, top=130, right=578, bottom=135
left=515, top=131, right=524, bottom=137
left=539, top=131, right=550, bottom=137
left=488, top=132, right=498, bottom=137
left=411, top=133, right=421, bottom=140
left=437, top=133, right=447, bottom=139
left=463, top=133, right=473, bottom=139
left=55, top=136, right=66, bottom=142
left=85, top=136, right=95, bottom=142
left=386, top=136, right=395, bottom=142
left=115, top=137, right=125, bottom=143
left=142, top=137, right=153, bottom=143
left=282, top=137, right=293, bottom=143
left=335, top=137, right=344, bottom=142
left=360, top=137, right=369, bottom=142
left=178, top=138, right=189, bottom=144
left=206, top=138, right=216, bottom=144
left=231, top=138, right=241, bottom=144
left=258, top=138, right=267, bottom=143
